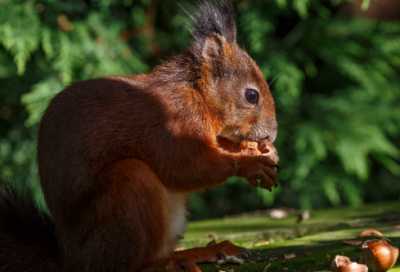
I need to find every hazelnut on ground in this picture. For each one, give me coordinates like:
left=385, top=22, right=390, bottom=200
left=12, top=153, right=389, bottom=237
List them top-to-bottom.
left=362, top=238, right=398, bottom=272
left=330, top=255, right=368, bottom=272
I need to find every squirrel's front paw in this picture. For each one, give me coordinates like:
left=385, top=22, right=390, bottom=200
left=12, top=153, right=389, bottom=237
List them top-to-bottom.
left=237, top=155, right=278, bottom=191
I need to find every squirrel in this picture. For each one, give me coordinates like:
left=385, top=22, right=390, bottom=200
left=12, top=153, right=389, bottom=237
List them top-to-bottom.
left=0, top=0, right=278, bottom=271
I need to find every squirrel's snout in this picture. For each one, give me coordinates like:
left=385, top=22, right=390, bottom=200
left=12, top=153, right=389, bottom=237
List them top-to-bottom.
left=264, top=119, right=278, bottom=143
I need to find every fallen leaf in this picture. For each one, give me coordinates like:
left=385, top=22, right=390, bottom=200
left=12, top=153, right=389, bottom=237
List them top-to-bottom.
left=270, top=209, right=287, bottom=219
left=298, top=210, right=310, bottom=222
left=350, top=223, right=365, bottom=228
left=394, top=225, right=400, bottom=229
left=360, top=229, right=383, bottom=237
left=204, top=232, right=219, bottom=240
left=342, top=240, right=362, bottom=246
left=255, top=241, right=270, bottom=247
left=175, top=246, right=185, bottom=251
left=304, top=252, right=313, bottom=257
left=284, top=253, right=296, bottom=260
left=326, top=254, right=331, bottom=261
left=217, top=255, right=244, bottom=265
left=262, top=263, right=271, bottom=272
left=283, top=268, right=288, bottom=270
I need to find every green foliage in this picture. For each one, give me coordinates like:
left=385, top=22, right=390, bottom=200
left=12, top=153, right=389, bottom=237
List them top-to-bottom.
left=0, top=0, right=399, bottom=218
left=227, top=0, right=400, bottom=213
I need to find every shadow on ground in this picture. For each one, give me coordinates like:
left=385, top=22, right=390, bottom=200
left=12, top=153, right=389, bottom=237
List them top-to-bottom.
left=179, top=201, right=400, bottom=272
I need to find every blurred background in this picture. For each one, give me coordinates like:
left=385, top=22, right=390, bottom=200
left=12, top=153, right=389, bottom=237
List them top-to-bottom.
left=0, top=0, right=399, bottom=220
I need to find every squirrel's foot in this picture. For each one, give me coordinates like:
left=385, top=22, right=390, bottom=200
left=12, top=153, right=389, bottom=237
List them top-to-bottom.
left=142, top=240, right=250, bottom=271
left=204, top=240, right=251, bottom=260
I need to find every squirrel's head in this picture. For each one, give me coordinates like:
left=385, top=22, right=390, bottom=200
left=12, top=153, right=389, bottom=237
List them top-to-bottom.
left=184, top=0, right=277, bottom=144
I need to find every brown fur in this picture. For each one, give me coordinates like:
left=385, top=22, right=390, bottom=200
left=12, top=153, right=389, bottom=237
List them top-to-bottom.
left=0, top=1, right=277, bottom=271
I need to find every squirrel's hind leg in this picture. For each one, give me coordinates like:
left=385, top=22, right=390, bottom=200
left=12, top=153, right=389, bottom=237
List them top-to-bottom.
left=59, top=158, right=169, bottom=271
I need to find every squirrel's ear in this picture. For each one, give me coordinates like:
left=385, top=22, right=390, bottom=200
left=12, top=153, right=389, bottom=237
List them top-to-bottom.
left=202, top=34, right=225, bottom=67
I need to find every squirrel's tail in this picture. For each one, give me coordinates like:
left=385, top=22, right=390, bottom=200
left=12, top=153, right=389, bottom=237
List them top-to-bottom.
left=0, top=183, right=60, bottom=272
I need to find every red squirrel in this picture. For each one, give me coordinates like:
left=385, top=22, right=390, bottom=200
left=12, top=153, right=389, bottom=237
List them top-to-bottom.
left=0, top=0, right=278, bottom=271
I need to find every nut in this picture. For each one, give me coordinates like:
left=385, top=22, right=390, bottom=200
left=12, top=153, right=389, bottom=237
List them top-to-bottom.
left=239, top=139, right=279, bottom=165
left=258, top=139, right=279, bottom=165
left=238, top=140, right=279, bottom=188
left=239, top=141, right=261, bottom=156
left=362, top=238, right=399, bottom=272
left=343, top=240, right=362, bottom=246
left=330, top=255, right=368, bottom=272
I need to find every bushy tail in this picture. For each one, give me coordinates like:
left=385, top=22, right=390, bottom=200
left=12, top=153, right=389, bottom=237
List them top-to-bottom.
left=0, top=183, right=60, bottom=272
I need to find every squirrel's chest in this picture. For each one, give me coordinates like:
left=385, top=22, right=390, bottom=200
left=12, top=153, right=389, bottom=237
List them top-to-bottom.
left=156, top=190, right=189, bottom=259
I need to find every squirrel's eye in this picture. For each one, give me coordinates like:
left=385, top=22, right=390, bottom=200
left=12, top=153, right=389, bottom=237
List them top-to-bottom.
left=245, top=89, right=259, bottom=105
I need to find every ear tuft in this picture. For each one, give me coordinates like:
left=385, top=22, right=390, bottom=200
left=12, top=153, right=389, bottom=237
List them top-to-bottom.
left=181, top=0, right=237, bottom=45
left=202, top=34, right=224, bottom=66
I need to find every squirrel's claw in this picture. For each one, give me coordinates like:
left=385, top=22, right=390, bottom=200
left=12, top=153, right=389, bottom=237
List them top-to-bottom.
left=238, top=248, right=252, bottom=258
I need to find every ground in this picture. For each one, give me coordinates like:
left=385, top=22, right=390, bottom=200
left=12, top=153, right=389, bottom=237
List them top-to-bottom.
left=178, top=201, right=400, bottom=272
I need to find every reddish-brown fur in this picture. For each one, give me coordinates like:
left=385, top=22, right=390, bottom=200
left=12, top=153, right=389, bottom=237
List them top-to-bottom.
left=0, top=1, right=278, bottom=271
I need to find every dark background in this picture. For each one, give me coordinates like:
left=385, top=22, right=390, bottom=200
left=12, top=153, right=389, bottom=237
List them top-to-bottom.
left=0, top=0, right=399, bottom=220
